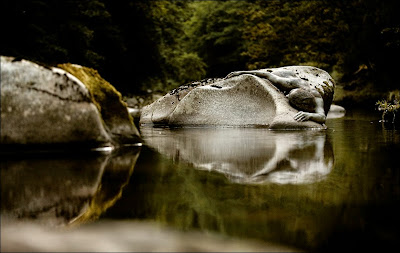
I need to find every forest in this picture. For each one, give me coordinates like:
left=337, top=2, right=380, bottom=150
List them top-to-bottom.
left=1, top=0, right=400, bottom=107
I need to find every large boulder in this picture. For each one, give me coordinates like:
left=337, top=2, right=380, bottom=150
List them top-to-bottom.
left=0, top=56, right=141, bottom=148
left=140, top=66, right=335, bottom=129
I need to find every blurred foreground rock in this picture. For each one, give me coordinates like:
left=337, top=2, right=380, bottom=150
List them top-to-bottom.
left=1, top=219, right=301, bottom=252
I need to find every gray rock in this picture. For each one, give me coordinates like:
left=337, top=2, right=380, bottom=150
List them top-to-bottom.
left=0, top=56, right=140, bottom=147
left=140, top=66, right=335, bottom=129
left=327, top=104, right=346, bottom=119
left=127, top=107, right=141, bottom=119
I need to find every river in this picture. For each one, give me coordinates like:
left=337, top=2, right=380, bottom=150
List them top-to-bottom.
left=1, top=109, right=400, bottom=252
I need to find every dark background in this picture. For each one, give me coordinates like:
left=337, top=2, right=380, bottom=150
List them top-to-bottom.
left=1, top=0, right=399, bottom=106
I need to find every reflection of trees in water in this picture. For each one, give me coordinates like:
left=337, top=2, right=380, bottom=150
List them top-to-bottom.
left=381, top=123, right=400, bottom=143
left=1, top=147, right=141, bottom=226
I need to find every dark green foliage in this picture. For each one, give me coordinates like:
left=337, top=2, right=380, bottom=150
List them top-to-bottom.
left=0, top=0, right=203, bottom=93
left=1, top=0, right=399, bottom=98
left=186, top=0, right=399, bottom=91
left=138, top=1, right=207, bottom=89
left=184, top=1, right=249, bottom=77
left=239, top=1, right=350, bottom=70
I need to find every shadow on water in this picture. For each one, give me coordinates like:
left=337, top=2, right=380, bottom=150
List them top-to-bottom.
left=1, top=146, right=141, bottom=226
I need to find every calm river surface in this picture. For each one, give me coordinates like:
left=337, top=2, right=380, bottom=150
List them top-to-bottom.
left=2, top=109, right=400, bottom=252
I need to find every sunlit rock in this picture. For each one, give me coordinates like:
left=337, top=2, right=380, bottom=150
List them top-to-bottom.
left=0, top=56, right=141, bottom=147
left=140, top=66, right=335, bottom=129
left=141, top=128, right=334, bottom=184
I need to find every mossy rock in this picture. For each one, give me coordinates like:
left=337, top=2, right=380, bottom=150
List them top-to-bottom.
left=0, top=56, right=140, bottom=148
left=58, top=64, right=141, bottom=144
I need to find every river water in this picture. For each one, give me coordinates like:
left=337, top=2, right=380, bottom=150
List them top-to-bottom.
left=1, top=109, right=400, bottom=252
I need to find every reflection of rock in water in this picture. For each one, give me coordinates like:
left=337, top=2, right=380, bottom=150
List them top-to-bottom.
left=142, top=127, right=333, bottom=184
left=249, top=133, right=333, bottom=184
left=0, top=147, right=141, bottom=226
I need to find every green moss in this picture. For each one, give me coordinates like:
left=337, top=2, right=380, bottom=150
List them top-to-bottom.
left=57, top=63, right=134, bottom=132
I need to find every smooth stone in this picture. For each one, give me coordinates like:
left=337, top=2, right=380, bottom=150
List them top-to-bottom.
left=140, top=66, right=335, bottom=129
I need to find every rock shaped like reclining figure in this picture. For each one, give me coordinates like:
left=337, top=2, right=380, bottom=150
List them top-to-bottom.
left=140, top=66, right=335, bottom=129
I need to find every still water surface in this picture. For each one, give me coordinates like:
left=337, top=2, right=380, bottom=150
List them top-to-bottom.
left=2, top=110, right=400, bottom=251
